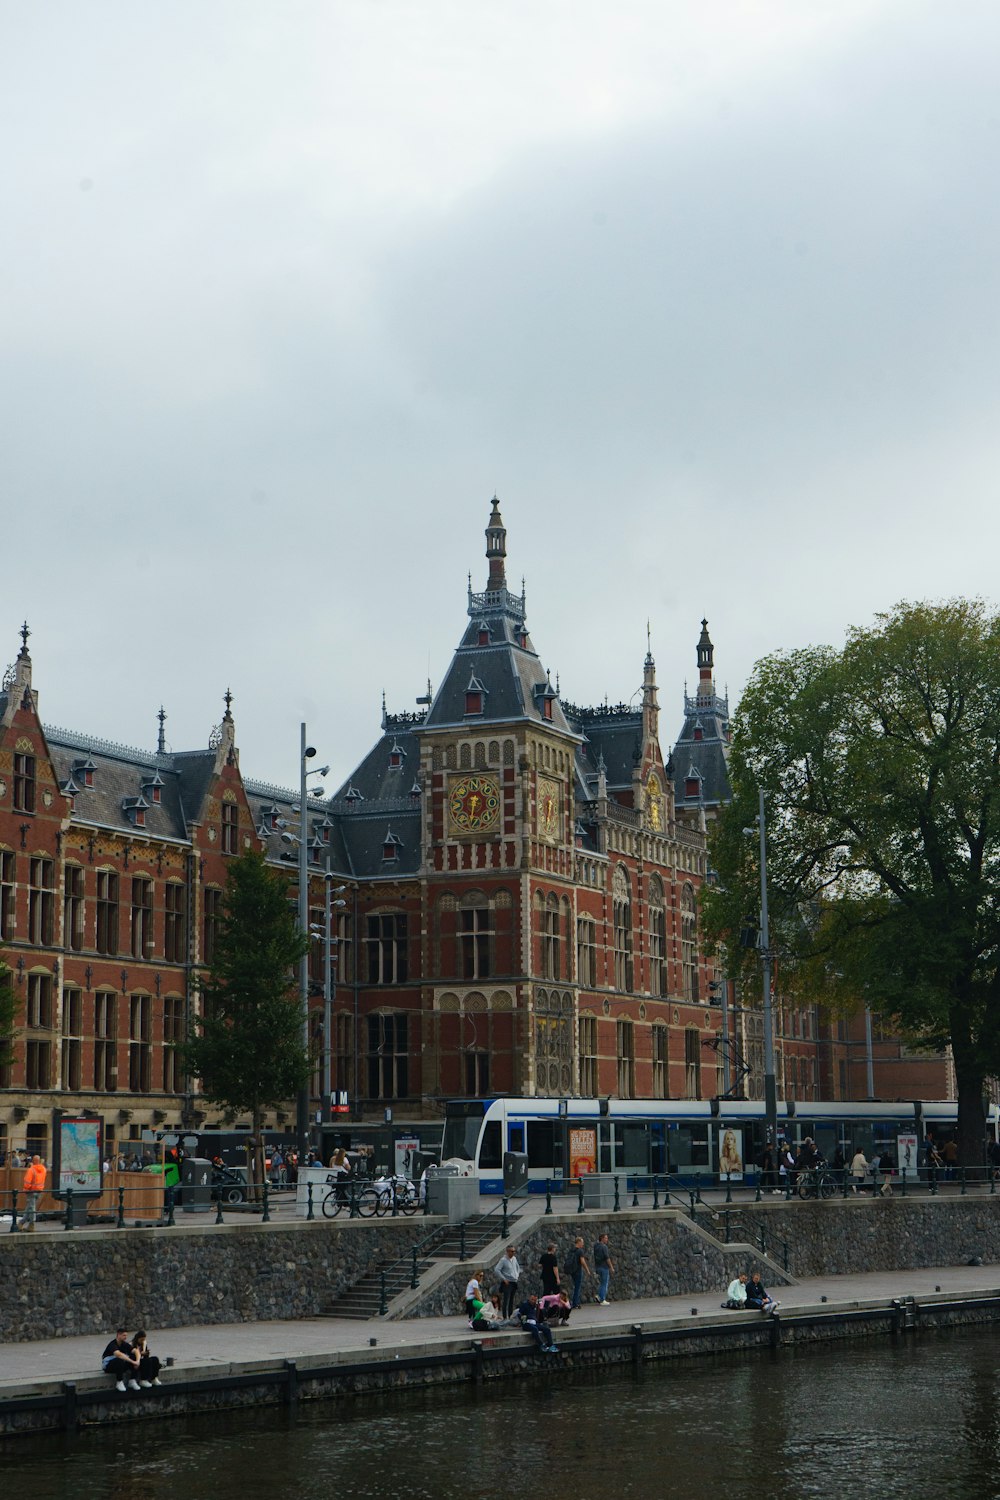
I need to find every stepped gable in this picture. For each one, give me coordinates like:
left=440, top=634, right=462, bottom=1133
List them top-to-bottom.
left=421, top=496, right=576, bottom=739
left=672, top=619, right=732, bottom=812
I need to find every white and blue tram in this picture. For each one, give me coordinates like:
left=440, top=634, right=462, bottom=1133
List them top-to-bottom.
left=440, top=1096, right=1000, bottom=1194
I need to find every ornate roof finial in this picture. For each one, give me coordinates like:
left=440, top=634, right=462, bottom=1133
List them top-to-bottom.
left=19, top=621, right=31, bottom=654
left=223, top=687, right=233, bottom=721
left=157, top=706, right=167, bottom=755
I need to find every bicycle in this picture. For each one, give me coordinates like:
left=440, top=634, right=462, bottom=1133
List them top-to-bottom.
left=797, top=1167, right=837, bottom=1201
left=371, top=1175, right=420, bottom=1216
left=321, top=1178, right=380, bottom=1218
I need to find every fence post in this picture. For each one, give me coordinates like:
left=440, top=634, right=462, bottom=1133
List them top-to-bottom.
left=872, top=1165, right=880, bottom=1198
left=931, top=1165, right=938, bottom=1196
left=961, top=1166, right=968, bottom=1196
left=901, top=1168, right=907, bottom=1199
left=842, top=1169, right=849, bottom=1199
left=992, top=1170, right=997, bottom=1198
left=695, top=1173, right=704, bottom=1205
left=724, top=1173, right=733, bottom=1205
left=613, top=1176, right=621, bottom=1213
left=578, top=1177, right=585, bottom=1215
left=632, top=1177, right=639, bottom=1208
left=652, top=1177, right=660, bottom=1211
left=754, top=1177, right=762, bottom=1204
left=349, top=1180, right=360, bottom=1219
left=545, top=1180, right=553, bottom=1216
left=262, top=1181, right=271, bottom=1223
left=305, top=1181, right=314, bottom=1221
left=391, top=1183, right=399, bottom=1218
left=116, top=1185, right=126, bottom=1229
left=65, top=1187, right=74, bottom=1231
left=8, top=1188, right=17, bottom=1233
left=688, top=1188, right=696, bottom=1220
left=166, top=1190, right=176, bottom=1228
left=215, top=1192, right=224, bottom=1226
left=501, top=1196, right=509, bottom=1239
left=459, top=1221, right=467, bottom=1261
left=411, top=1245, right=419, bottom=1290
left=379, top=1271, right=388, bottom=1316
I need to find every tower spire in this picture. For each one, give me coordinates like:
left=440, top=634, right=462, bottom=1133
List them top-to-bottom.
left=485, top=494, right=507, bottom=591
left=697, top=618, right=715, bottom=699
left=157, top=706, right=167, bottom=755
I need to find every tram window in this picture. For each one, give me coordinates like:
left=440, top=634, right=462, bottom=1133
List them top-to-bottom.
left=480, top=1120, right=502, bottom=1170
left=527, top=1121, right=556, bottom=1168
left=599, top=1122, right=613, bottom=1173
left=509, top=1123, right=525, bottom=1154
left=622, top=1125, right=648, bottom=1169
left=671, top=1125, right=710, bottom=1169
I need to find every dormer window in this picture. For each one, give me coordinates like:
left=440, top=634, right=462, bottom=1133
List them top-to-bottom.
left=477, top=620, right=492, bottom=647
left=518, top=629, right=529, bottom=649
left=464, top=671, right=487, bottom=717
left=543, top=698, right=553, bottom=721
left=693, top=719, right=704, bottom=743
left=388, top=742, right=405, bottom=769
left=74, top=755, right=96, bottom=789
left=684, top=767, right=702, bottom=799
left=141, top=769, right=165, bottom=805
left=409, top=780, right=422, bottom=798
left=344, top=784, right=364, bottom=802
left=122, top=795, right=149, bottom=828
left=382, top=828, right=402, bottom=862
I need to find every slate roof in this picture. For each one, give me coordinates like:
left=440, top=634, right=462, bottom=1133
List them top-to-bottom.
left=671, top=687, right=732, bottom=810
left=565, top=706, right=644, bottom=794
left=46, top=731, right=191, bottom=842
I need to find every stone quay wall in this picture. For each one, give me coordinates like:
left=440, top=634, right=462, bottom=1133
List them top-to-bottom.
left=0, top=1219, right=429, bottom=1343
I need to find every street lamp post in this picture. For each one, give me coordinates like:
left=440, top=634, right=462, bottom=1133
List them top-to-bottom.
left=295, top=722, right=315, bottom=1165
left=757, top=789, right=778, bottom=1148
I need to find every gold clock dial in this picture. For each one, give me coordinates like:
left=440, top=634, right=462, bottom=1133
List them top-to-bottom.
left=449, top=774, right=501, bottom=832
left=538, top=776, right=560, bottom=839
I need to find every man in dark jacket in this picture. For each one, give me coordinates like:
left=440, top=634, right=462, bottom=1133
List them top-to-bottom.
left=745, top=1272, right=780, bottom=1315
left=517, top=1294, right=557, bottom=1352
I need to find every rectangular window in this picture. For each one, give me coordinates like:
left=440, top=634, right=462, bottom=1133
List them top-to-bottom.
left=13, top=752, right=36, bottom=814
left=221, top=801, right=238, bottom=855
left=0, top=850, right=15, bottom=940
left=28, top=857, right=54, bottom=946
left=64, top=864, right=84, bottom=952
left=96, top=872, right=119, bottom=956
left=131, top=877, right=153, bottom=960
left=164, top=883, right=186, bottom=964
left=203, top=887, right=223, bottom=966
left=613, top=901, right=633, bottom=992
left=541, top=903, right=561, bottom=981
left=460, top=907, right=492, bottom=981
left=649, top=908, right=667, bottom=997
left=336, top=911, right=354, bottom=986
left=366, top=913, right=408, bottom=984
left=576, top=917, right=596, bottom=988
left=26, top=972, right=53, bottom=1029
left=61, top=986, right=83, bottom=1091
left=94, top=991, right=117, bottom=1091
left=129, top=994, right=152, bottom=1092
left=163, top=996, right=183, bottom=1092
left=335, top=1012, right=354, bottom=1098
left=366, top=1012, right=409, bottom=1099
left=579, top=1015, right=597, bottom=1097
left=616, top=1018, right=635, bottom=1099
left=652, top=1026, right=668, bottom=1096
left=684, top=1027, right=701, bottom=1100
left=25, top=1040, right=51, bottom=1090
left=464, top=1051, right=490, bottom=1095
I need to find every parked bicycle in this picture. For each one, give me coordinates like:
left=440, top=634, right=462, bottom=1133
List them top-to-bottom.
left=797, top=1166, right=838, bottom=1200
left=368, top=1174, right=420, bottom=1217
left=321, top=1177, right=380, bottom=1219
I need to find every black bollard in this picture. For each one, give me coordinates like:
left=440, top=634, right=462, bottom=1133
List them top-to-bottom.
left=931, top=1165, right=938, bottom=1196
left=961, top=1167, right=968, bottom=1196
left=724, top=1173, right=733, bottom=1206
left=613, top=1176, right=621, bottom=1213
left=577, top=1177, right=585, bottom=1215
left=652, top=1177, right=660, bottom=1211
left=632, top=1178, right=639, bottom=1209
left=755, top=1178, right=762, bottom=1204
left=545, top=1180, right=553, bottom=1216
left=262, top=1181, right=271, bottom=1223
left=306, top=1181, right=315, bottom=1222
left=350, top=1181, right=360, bottom=1219
left=391, top=1183, right=399, bottom=1217
left=117, top=1185, right=126, bottom=1229
left=65, top=1187, right=74, bottom=1231
left=688, top=1188, right=696, bottom=1220
left=166, top=1190, right=176, bottom=1228
left=379, top=1271, right=388, bottom=1316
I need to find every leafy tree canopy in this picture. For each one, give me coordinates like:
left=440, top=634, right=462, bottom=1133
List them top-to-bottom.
left=703, top=600, right=1000, bottom=1160
left=181, top=850, right=310, bottom=1140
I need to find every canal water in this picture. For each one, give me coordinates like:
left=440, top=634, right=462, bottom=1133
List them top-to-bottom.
left=5, top=1327, right=1000, bottom=1500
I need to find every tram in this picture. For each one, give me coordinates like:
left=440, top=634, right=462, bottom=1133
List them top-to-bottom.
left=440, top=1096, right=1000, bottom=1194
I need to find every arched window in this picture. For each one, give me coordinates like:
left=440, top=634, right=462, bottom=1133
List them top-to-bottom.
left=613, top=866, right=633, bottom=992
left=648, top=874, right=666, bottom=997
left=681, top=885, right=698, bottom=1002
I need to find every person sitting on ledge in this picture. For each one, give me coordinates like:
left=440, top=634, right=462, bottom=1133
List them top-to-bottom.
left=744, top=1272, right=780, bottom=1316
left=724, top=1274, right=749, bottom=1309
left=538, top=1290, right=572, bottom=1325
left=516, top=1293, right=557, bottom=1353
left=469, top=1294, right=495, bottom=1332
left=101, top=1328, right=140, bottom=1392
left=131, top=1330, right=163, bottom=1387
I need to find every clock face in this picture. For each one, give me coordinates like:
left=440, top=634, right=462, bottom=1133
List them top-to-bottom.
left=449, top=774, right=501, bottom=832
left=538, top=776, right=560, bottom=840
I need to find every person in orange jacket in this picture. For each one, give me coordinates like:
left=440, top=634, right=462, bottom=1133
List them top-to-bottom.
left=20, top=1155, right=47, bottom=1231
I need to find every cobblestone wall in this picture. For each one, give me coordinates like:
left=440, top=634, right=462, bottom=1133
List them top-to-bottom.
left=0, top=1219, right=429, bottom=1343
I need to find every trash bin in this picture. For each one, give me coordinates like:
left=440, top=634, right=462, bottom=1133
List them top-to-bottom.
left=503, top=1151, right=529, bottom=1194
left=181, top=1157, right=213, bottom=1213
left=580, top=1173, right=615, bottom=1209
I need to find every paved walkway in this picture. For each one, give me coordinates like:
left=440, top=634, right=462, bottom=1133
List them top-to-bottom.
left=3, top=1262, right=998, bottom=1393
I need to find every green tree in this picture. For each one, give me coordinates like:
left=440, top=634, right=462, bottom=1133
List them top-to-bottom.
left=704, top=600, right=1000, bottom=1164
left=181, top=850, right=309, bottom=1190
left=0, top=959, right=17, bottom=1078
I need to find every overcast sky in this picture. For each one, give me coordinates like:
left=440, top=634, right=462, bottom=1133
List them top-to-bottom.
left=3, top=2, right=999, bottom=790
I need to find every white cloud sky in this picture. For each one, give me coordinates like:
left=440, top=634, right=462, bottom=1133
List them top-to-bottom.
left=2, top=1, right=998, bottom=786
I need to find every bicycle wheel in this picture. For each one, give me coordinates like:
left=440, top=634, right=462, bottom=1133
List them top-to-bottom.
left=818, top=1172, right=837, bottom=1200
left=797, top=1177, right=813, bottom=1201
left=355, top=1187, right=380, bottom=1217
left=321, top=1191, right=341, bottom=1220
left=399, top=1192, right=419, bottom=1217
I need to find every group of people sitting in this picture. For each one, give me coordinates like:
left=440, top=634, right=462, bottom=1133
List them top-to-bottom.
left=463, top=1245, right=575, bottom=1354
left=724, top=1272, right=781, bottom=1315
left=101, top=1328, right=163, bottom=1392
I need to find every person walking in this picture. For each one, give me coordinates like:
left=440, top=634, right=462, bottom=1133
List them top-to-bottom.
left=850, top=1148, right=869, bottom=1195
left=19, top=1154, right=47, bottom=1231
left=593, top=1232, right=615, bottom=1304
left=564, top=1236, right=590, bottom=1310
left=538, top=1242, right=560, bottom=1297
left=494, top=1246, right=521, bottom=1319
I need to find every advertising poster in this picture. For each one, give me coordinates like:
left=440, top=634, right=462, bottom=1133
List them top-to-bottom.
left=55, top=1113, right=103, bottom=1195
left=718, top=1125, right=744, bottom=1181
left=569, top=1127, right=598, bottom=1177
left=896, top=1133, right=919, bottom=1179
left=395, top=1137, right=420, bottom=1177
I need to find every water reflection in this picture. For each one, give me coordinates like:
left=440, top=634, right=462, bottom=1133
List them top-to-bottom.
left=5, top=1330, right=1000, bottom=1500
